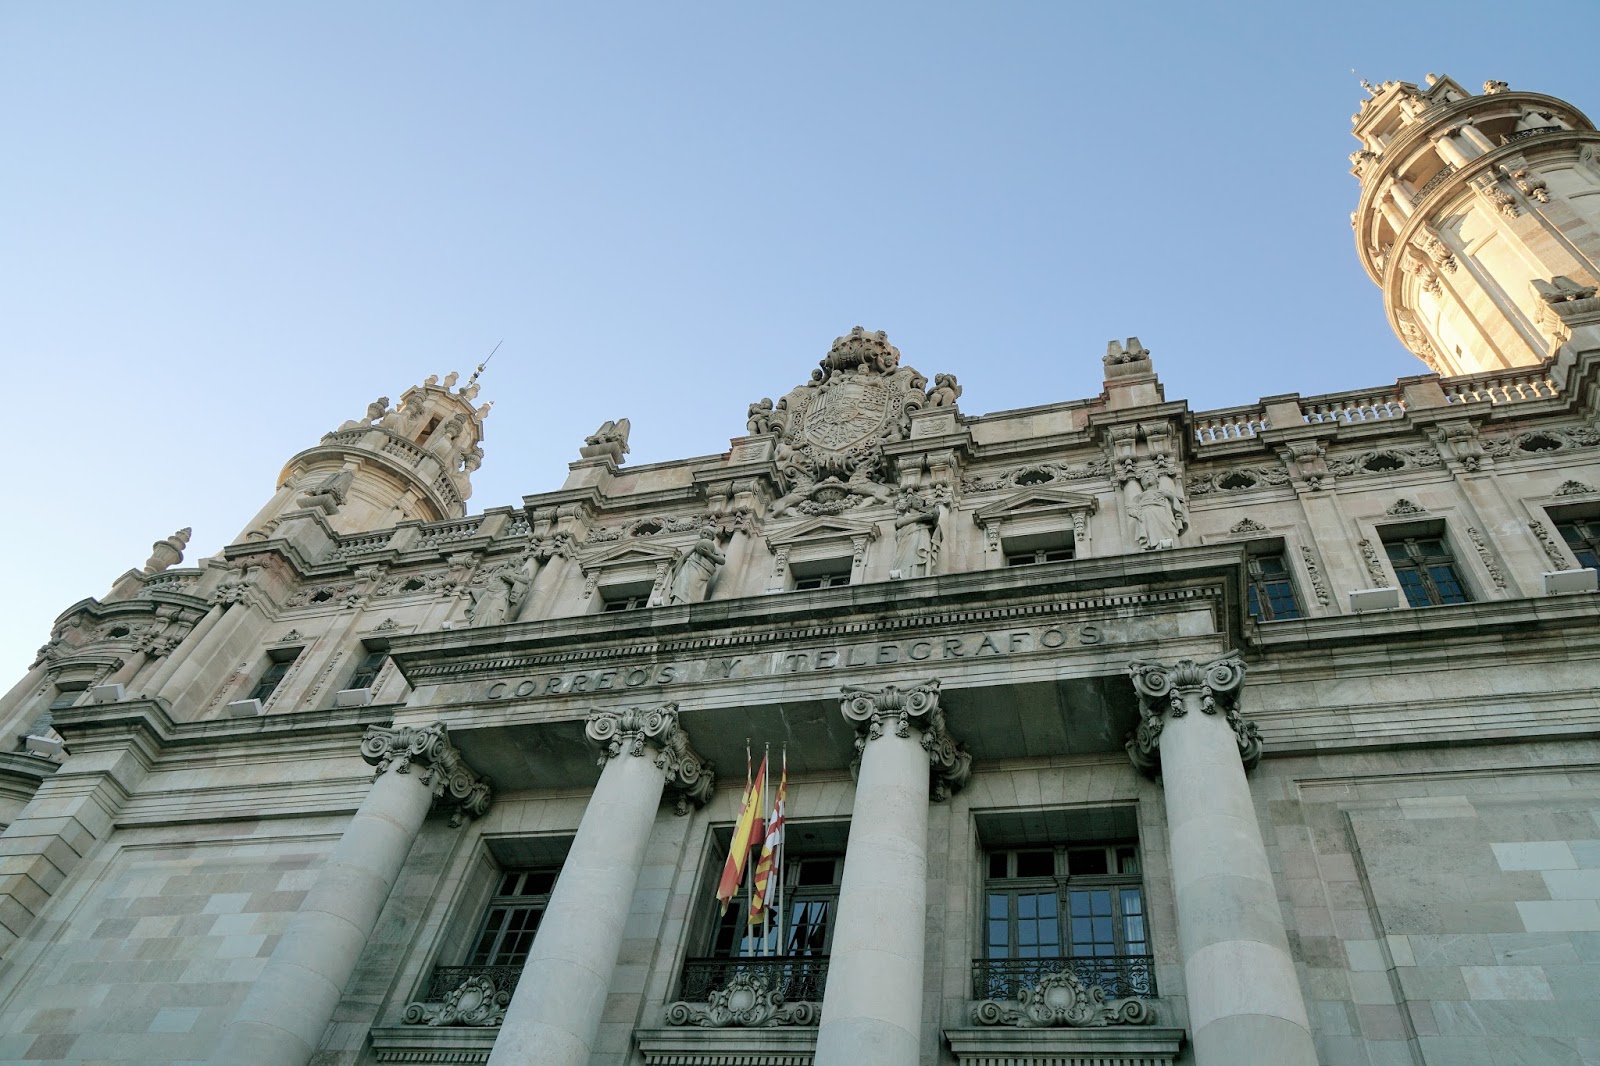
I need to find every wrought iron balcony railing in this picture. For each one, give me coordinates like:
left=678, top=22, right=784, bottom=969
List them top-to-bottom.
left=1504, top=126, right=1561, bottom=144
left=1410, top=163, right=1458, bottom=205
left=972, top=954, right=1156, bottom=1002
left=679, top=955, right=829, bottom=1003
left=427, top=964, right=524, bottom=1002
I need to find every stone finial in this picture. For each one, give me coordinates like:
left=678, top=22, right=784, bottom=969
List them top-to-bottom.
left=1483, top=79, right=1509, bottom=95
left=1533, top=275, right=1599, bottom=304
left=1102, top=337, right=1150, bottom=366
left=580, top=418, right=632, bottom=463
left=142, top=527, right=192, bottom=575
left=1124, top=653, right=1260, bottom=777
left=839, top=679, right=971, bottom=799
left=585, top=704, right=714, bottom=813
left=360, top=722, right=492, bottom=825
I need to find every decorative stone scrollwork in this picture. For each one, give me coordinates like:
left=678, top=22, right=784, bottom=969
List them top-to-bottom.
left=1555, top=480, right=1596, bottom=496
left=1385, top=498, right=1426, bottom=517
left=1228, top=518, right=1268, bottom=534
left=1529, top=520, right=1571, bottom=569
left=1466, top=527, right=1506, bottom=589
left=1358, top=539, right=1388, bottom=587
left=1298, top=546, right=1332, bottom=607
left=1125, top=654, right=1260, bottom=777
left=840, top=680, right=971, bottom=800
left=586, top=705, right=714, bottom=814
left=360, top=723, right=493, bottom=826
left=972, top=969, right=1153, bottom=1029
left=664, top=971, right=819, bottom=1028
left=401, top=975, right=508, bottom=1027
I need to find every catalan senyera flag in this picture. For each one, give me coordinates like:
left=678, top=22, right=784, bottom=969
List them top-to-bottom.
left=715, top=754, right=767, bottom=914
left=747, top=761, right=787, bottom=926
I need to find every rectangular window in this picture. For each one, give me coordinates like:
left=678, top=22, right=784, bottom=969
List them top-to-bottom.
left=1555, top=516, right=1600, bottom=570
left=1382, top=535, right=1471, bottom=607
left=1245, top=552, right=1302, bottom=622
left=793, top=571, right=851, bottom=591
left=601, top=594, right=647, bottom=612
left=345, top=646, right=388, bottom=691
left=247, top=649, right=301, bottom=703
left=48, top=684, right=88, bottom=712
left=979, top=841, right=1152, bottom=1000
left=713, top=854, right=842, bottom=957
left=466, top=868, right=558, bottom=968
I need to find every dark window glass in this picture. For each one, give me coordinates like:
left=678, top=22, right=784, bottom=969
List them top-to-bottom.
left=1556, top=517, right=1600, bottom=570
left=1384, top=536, right=1471, bottom=607
left=1245, top=553, right=1302, bottom=622
left=794, top=570, right=850, bottom=591
left=601, top=594, right=646, bottom=612
left=345, top=647, right=388, bottom=691
left=247, top=652, right=300, bottom=702
left=48, top=686, right=86, bottom=711
left=986, top=843, right=1147, bottom=965
left=713, top=853, right=842, bottom=958
left=467, top=867, right=558, bottom=967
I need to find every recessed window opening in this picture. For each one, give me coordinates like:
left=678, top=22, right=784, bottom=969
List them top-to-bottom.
left=415, top=416, right=442, bottom=445
left=1003, top=529, right=1075, bottom=567
left=1381, top=531, right=1471, bottom=607
left=1246, top=552, right=1303, bottom=622
left=790, top=557, right=852, bottom=591
left=345, top=646, right=389, bottom=691
left=247, top=648, right=302, bottom=703
left=466, top=868, right=559, bottom=968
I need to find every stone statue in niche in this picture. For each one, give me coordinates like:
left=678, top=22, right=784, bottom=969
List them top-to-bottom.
left=926, top=373, right=962, bottom=408
left=1126, top=468, right=1187, bottom=550
left=892, top=492, right=941, bottom=578
left=668, top=528, right=726, bottom=606
left=467, top=555, right=539, bottom=628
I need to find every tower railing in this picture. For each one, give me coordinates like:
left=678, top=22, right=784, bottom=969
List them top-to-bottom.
left=1442, top=368, right=1560, bottom=405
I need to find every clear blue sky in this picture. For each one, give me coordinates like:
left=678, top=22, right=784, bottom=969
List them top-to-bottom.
left=2, top=2, right=1595, bottom=684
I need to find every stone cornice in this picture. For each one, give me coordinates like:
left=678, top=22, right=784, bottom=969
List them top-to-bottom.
left=390, top=545, right=1251, bottom=684
left=1125, top=653, right=1261, bottom=777
left=840, top=679, right=971, bottom=800
left=51, top=699, right=394, bottom=758
left=585, top=704, right=714, bottom=813
left=360, top=722, right=493, bottom=825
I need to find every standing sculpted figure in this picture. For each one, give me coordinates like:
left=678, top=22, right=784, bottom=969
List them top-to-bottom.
left=1128, top=469, right=1186, bottom=550
left=892, top=492, right=941, bottom=578
left=668, top=528, right=726, bottom=605
left=466, top=556, right=537, bottom=628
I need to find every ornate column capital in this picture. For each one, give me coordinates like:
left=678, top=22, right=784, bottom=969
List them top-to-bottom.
left=1124, top=653, right=1261, bottom=778
left=840, top=679, right=971, bottom=800
left=586, top=704, right=714, bottom=814
left=360, top=722, right=493, bottom=825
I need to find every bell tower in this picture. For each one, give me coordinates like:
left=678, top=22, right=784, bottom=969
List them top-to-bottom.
left=1351, top=74, right=1600, bottom=376
left=237, top=370, right=491, bottom=541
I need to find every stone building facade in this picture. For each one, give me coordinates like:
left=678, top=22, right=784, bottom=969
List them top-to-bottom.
left=2, top=74, right=1600, bottom=1066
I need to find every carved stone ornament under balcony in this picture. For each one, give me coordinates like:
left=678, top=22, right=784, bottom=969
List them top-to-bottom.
left=757, top=327, right=951, bottom=517
left=1125, top=653, right=1261, bottom=777
left=840, top=679, right=972, bottom=800
left=586, top=705, right=714, bottom=813
left=360, top=722, right=493, bottom=826
left=972, top=968, right=1153, bottom=1028
left=664, top=970, right=820, bottom=1028
left=401, top=974, right=508, bottom=1027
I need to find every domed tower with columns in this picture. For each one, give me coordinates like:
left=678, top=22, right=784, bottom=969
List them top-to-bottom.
left=1351, top=73, right=1600, bottom=376
left=237, top=369, right=492, bottom=541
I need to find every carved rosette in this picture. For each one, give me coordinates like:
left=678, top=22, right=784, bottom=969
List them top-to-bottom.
left=1124, top=654, right=1260, bottom=778
left=839, top=679, right=971, bottom=800
left=586, top=704, right=714, bottom=814
left=360, top=722, right=493, bottom=826
left=972, top=969, right=1152, bottom=1028
left=664, top=970, right=819, bottom=1028
left=401, top=975, right=508, bottom=1027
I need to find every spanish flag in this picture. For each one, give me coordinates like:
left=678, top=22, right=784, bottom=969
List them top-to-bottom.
left=716, top=753, right=767, bottom=914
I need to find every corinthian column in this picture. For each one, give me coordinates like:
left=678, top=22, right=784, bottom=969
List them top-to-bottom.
left=1125, top=654, right=1316, bottom=1066
left=814, top=680, right=970, bottom=1066
left=488, top=705, right=711, bottom=1066
left=208, top=723, right=491, bottom=1066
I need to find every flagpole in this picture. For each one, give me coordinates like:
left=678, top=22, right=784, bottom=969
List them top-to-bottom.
left=743, top=740, right=753, bottom=959
left=760, top=744, right=771, bottom=956
left=777, top=746, right=787, bottom=959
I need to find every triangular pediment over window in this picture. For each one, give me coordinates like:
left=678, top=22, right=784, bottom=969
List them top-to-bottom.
left=973, top=488, right=1098, bottom=526
left=765, top=515, right=881, bottom=553
left=577, top=541, right=681, bottom=571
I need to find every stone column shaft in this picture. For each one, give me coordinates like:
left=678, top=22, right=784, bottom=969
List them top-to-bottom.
left=1127, top=656, right=1316, bottom=1066
left=815, top=680, right=968, bottom=1066
left=489, top=705, right=710, bottom=1066
left=207, top=723, right=490, bottom=1066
